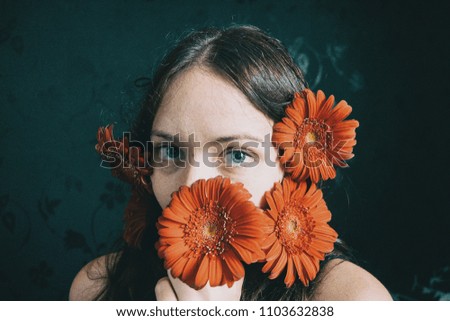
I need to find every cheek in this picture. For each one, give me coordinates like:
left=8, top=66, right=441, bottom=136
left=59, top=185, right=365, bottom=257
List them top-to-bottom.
left=150, top=147, right=284, bottom=210
left=245, top=156, right=284, bottom=208
left=150, top=171, right=174, bottom=209
left=247, top=175, right=282, bottom=208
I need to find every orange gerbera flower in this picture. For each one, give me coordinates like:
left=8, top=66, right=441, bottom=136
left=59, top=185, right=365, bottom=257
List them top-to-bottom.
left=272, top=89, right=359, bottom=183
left=95, top=124, right=152, bottom=194
left=95, top=124, right=153, bottom=248
left=156, top=176, right=265, bottom=289
left=262, top=176, right=338, bottom=287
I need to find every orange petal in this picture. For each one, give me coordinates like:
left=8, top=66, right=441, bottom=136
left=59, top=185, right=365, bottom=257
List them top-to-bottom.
left=306, top=90, right=318, bottom=118
left=316, top=90, right=326, bottom=109
left=292, top=92, right=307, bottom=119
left=317, top=95, right=335, bottom=119
left=327, top=100, right=352, bottom=125
left=285, top=105, right=304, bottom=126
left=274, top=118, right=297, bottom=133
left=332, top=119, right=359, bottom=131
left=105, top=125, right=113, bottom=141
left=279, top=147, right=295, bottom=164
left=290, top=154, right=307, bottom=180
left=319, top=163, right=331, bottom=181
left=309, top=166, right=320, bottom=183
left=209, top=176, right=222, bottom=201
left=282, top=179, right=292, bottom=203
left=291, top=180, right=308, bottom=199
left=304, top=183, right=317, bottom=198
left=178, top=186, right=199, bottom=212
left=219, top=187, right=248, bottom=210
left=304, top=188, right=323, bottom=208
left=272, top=190, right=285, bottom=213
left=265, top=191, right=279, bottom=212
left=230, top=202, right=259, bottom=220
left=163, top=205, right=189, bottom=224
left=313, top=210, right=332, bottom=222
left=158, top=226, right=184, bottom=238
left=234, top=226, right=262, bottom=238
left=261, top=232, right=277, bottom=250
left=234, top=234, right=261, bottom=250
left=266, top=238, right=282, bottom=261
left=310, top=238, right=336, bottom=253
left=165, top=241, right=189, bottom=262
left=232, top=242, right=255, bottom=264
left=306, top=245, right=325, bottom=260
left=269, top=247, right=288, bottom=278
left=223, top=252, right=245, bottom=279
left=300, top=253, right=319, bottom=281
left=262, top=254, right=279, bottom=274
left=293, top=254, right=308, bottom=286
left=194, top=255, right=210, bottom=289
left=170, top=256, right=188, bottom=278
left=209, top=256, right=223, bottom=287
left=181, top=257, right=200, bottom=283
left=284, top=257, right=296, bottom=287
left=221, top=259, right=236, bottom=287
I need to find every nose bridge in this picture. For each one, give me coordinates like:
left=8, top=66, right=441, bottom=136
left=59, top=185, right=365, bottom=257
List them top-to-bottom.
left=182, top=149, right=221, bottom=187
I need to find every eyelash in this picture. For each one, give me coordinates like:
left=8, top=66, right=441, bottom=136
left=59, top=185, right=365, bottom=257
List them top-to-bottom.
left=152, top=144, right=256, bottom=167
left=154, top=144, right=182, bottom=159
left=222, top=149, right=254, bottom=167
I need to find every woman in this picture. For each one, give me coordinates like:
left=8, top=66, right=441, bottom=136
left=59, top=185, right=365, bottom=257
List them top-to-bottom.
left=69, top=24, right=392, bottom=300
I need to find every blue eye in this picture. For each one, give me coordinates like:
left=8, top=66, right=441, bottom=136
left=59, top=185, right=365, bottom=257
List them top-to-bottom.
left=157, top=144, right=181, bottom=160
left=224, top=149, right=253, bottom=167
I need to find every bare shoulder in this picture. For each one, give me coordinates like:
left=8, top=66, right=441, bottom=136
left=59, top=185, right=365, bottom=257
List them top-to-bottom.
left=69, top=252, right=120, bottom=300
left=311, top=259, right=393, bottom=301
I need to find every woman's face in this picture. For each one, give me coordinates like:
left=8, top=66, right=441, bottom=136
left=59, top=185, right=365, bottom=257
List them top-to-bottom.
left=150, top=66, right=284, bottom=209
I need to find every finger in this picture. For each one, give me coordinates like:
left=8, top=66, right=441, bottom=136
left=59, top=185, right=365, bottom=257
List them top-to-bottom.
left=168, top=272, right=244, bottom=301
left=155, top=277, right=178, bottom=301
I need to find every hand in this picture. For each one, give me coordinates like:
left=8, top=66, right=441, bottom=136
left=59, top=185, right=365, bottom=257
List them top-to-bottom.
left=155, top=270, right=243, bottom=301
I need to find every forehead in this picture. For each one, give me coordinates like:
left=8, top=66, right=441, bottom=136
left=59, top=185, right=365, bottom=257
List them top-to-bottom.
left=151, top=67, right=273, bottom=142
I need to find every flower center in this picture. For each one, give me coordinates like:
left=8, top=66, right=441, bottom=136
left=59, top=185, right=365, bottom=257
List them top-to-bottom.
left=291, top=118, right=334, bottom=168
left=294, top=118, right=332, bottom=150
left=305, top=131, right=317, bottom=143
left=184, top=199, right=236, bottom=257
left=275, top=201, right=315, bottom=254
left=287, top=219, right=300, bottom=234
left=203, top=222, right=218, bottom=238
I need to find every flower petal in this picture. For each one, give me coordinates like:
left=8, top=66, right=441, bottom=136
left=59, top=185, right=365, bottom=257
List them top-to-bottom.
left=306, top=90, right=318, bottom=118
left=327, top=100, right=352, bottom=125
left=265, top=237, right=282, bottom=261
left=269, top=247, right=288, bottom=279
left=223, top=252, right=245, bottom=279
left=194, top=255, right=210, bottom=289
left=209, top=256, right=223, bottom=287
left=181, top=257, right=200, bottom=284
left=284, top=257, right=296, bottom=287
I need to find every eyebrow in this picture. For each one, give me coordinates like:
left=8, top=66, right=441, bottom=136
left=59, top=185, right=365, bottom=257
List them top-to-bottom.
left=150, top=130, right=265, bottom=143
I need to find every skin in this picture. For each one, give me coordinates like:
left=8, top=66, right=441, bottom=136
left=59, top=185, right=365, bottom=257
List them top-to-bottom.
left=69, top=66, right=393, bottom=301
left=150, top=66, right=284, bottom=300
left=150, top=66, right=284, bottom=210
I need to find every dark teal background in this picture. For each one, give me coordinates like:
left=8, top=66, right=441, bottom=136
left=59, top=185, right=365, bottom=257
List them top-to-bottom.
left=1, top=0, right=449, bottom=300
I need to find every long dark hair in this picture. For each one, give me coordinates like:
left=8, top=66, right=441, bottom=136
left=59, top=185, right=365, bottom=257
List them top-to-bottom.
left=94, top=24, right=354, bottom=300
